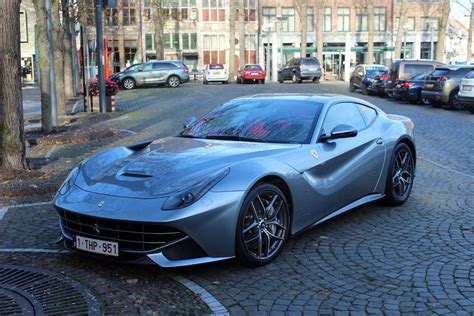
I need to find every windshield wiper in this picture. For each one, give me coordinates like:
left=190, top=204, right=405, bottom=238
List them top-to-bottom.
left=203, top=135, right=265, bottom=142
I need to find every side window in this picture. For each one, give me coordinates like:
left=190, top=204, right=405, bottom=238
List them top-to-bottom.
left=143, top=63, right=154, bottom=71
left=321, top=103, right=366, bottom=136
left=356, top=104, right=377, bottom=126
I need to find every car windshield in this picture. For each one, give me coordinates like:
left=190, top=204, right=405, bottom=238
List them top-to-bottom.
left=210, top=64, right=224, bottom=69
left=244, top=65, right=262, bottom=70
left=366, top=67, right=387, bottom=76
left=181, top=99, right=323, bottom=144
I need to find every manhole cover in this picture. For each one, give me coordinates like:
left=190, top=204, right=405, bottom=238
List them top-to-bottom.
left=0, top=265, right=101, bottom=315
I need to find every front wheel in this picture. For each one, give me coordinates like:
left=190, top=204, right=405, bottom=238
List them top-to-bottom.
left=292, top=74, right=301, bottom=84
left=167, top=75, right=181, bottom=88
left=122, top=78, right=135, bottom=90
left=349, top=81, right=355, bottom=92
left=383, top=143, right=415, bottom=206
left=236, top=183, right=290, bottom=267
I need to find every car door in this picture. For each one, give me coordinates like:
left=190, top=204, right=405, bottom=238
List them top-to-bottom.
left=282, top=59, right=293, bottom=79
left=149, top=62, right=170, bottom=83
left=133, top=63, right=154, bottom=85
left=354, top=66, right=364, bottom=87
left=300, top=102, right=386, bottom=223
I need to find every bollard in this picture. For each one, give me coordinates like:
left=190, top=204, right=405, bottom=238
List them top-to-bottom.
left=111, top=95, right=115, bottom=112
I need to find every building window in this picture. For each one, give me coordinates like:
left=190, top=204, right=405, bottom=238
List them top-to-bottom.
left=86, top=0, right=95, bottom=26
left=122, top=0, right=136, bottom=26
left=202, top=0, right=225, bottom=22
left=244, top=0, right=256, bottom=21
left=263, top=7, right=276, bottom=31
left=282, top=7, right=295, bottom=32
left=307, top=7, right=314, bottom=32
left=323, top=7, right=331, bottom=32
left=374, top=7, right=386, bottom=31
left=105, top=8, right=118, bottom=26
left=337, top=8, right=350, bottom=32
left=355, top=8, right=367, bottom=32
left=20, top=11, right=28, bottom=42
left=395, top=17, right=415, bottom=31
left=421, top=17, right=439, bottom=31
left=182, top=33, right=197, bottom=49
left=145, top=34, right=154, bottom=51
left=203, top=34, right=226, bottom=64
left=245, top=34, right=257, bottom=64
left=107, top=39, right=120, bottom=73
left=124, top=40, right=137, bottom=65
left=420, top=42, right=436, bottom=59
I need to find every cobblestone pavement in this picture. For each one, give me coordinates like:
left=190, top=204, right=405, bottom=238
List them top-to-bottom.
left=1, top=81, right=473, bottom=314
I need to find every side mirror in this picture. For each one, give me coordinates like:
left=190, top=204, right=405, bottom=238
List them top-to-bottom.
left=183, top=116, right=197, bottom=129
left=320, top=124, right=358, bottom=141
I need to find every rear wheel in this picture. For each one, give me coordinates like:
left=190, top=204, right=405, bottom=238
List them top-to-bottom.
left=167, top=75, right=181, bottom=88
left=122, top=78, right=135, bottom=90
left=203, top=79, right=208, bottom=85
left=260, top=79, right=265, bottom=84
left=349, top=81, right=355, bottom=92
left=361, top=84, right=368, bottom=95
left=449, top=92, right=464, bottom=110
left=383, top=143, right=414, bottom=206
left=236, top=183, right=290, bottom=267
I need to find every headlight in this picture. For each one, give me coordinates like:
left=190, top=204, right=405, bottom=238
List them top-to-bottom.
left=58, top=166, right=80, bottom=195
left=162, top=168, right=230, bottom=210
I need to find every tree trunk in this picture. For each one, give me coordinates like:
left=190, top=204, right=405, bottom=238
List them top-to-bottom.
left=0, top=0, right=26, bottom=170
left=33, top=0, right=55, bottom=134
left=52, top=0, right=66, bottom=116
left=62, top=0, right=74, bottom=99
left=229, top=0, right=236, bottom=82
left=238, top=0, right=245, bottom=68
left=316, top=0, right=324, bottom=64
left=367, top=0, right=375, bottom=64
left=394, top=0, right=407, bottom=59
left=436, top=0, right=450, bottom=62
left=298, top=1, right=308, bottom=57
left=468, top=2, right=474, bottom=63
left=154, top=5, right=164, bottom=60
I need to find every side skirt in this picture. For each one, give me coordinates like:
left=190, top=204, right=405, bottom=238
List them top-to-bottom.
left=293, top=193, right=385, bottom=236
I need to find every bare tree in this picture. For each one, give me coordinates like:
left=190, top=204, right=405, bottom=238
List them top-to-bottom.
left=0, top=0, right=26, bottom=170
left=33, top=0, right=55, bottom=134
left=52, top=0, right=66, bottom=116
left=61, top=0, right=75, bottom=99
left=150, top=0, right=169, bottom=60
left=229, top=0, right=236, bottom=82
left=238, top=0, right=245, bottom=68
left=295, top=0, right=308, bottom=57
left=315, top=0, right=325, bottom=63
left=367, top=0, right=374, bottom=64
left=394, top=0, right=407, bottom=59
left=436, top=0, right=450, bottom=62
left=467, top=2, right=474, bottom=62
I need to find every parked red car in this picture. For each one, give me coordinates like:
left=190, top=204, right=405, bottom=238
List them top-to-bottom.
left=237, top=64, right=266, bottom=84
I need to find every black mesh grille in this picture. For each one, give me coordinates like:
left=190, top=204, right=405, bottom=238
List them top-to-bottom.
left=57, top=208, right=186, bottom=254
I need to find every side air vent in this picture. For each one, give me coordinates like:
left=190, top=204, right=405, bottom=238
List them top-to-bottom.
left=120, top=172, right=153, bottom=178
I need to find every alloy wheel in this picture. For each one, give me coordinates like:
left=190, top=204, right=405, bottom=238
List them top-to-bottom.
left=168, top=76, right=180, bottom=88
left=123, top=79, right=134, bottom=90
left=451, top=94, right=464, bottom=110
left=391, top=149, right=413, bottom=200
left=242, top=191, right=288, bottom=260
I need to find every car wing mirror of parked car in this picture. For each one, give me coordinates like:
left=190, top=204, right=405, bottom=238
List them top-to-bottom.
left=183, top=116, right=197, bottom=129
left=320, top=124, right=358, bottom=141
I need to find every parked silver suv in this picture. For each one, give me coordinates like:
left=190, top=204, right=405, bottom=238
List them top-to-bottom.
left=114, top=60, right=190, bottom=89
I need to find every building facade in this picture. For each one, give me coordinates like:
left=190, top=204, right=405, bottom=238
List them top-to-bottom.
left=19, top=0, right=37, bottom=82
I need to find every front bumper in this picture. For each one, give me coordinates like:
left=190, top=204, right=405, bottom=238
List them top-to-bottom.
left=205, top=75, right=229, bottom=82
left=421, top=90, right=448, bottom=103
left=458, top=95, right=474, bottom=107
left=54, top=185, right=244, bottom=267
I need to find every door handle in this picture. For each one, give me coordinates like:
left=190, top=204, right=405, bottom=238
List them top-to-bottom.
left=376, top=138, right=383, bottom=145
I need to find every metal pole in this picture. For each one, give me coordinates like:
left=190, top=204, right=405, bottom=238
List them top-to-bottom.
left=46, top=0, right=57, bottom=126
left=95, top=0, right=106, bottom=113
left=403, top=30, right=407, bottom=59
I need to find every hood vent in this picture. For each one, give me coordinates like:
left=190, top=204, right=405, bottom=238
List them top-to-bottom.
left=120, top=172, right=153, bottom=178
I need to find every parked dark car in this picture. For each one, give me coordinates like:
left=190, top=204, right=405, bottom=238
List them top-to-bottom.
left=278, top=58, right=322, bottom=83
left=112, top=60, right=190, bottom=89
left=385, top=60, right=445, bottom=97
left=349, top=64, right=388, bottom=95
left=421, top=65, right=474, bottom=109
left=367, top=70, right=388, bottom=97
left=392, top=72, right=431, bottom=105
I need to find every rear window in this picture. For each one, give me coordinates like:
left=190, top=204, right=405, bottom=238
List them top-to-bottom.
left=302, top=58, right=320, bottom=65
left=210, top=64, right=224, bottom=69
left=403, top=64, right=434, bottom=78
left=244, top=65, right=262, bottom=70
left=366, top=67, right=387, bottom=76
left=452, top=68, right=474, bottom=78
left=466, top=71, right=474, bottom=79
left=410, top=73, right=429, bottom=80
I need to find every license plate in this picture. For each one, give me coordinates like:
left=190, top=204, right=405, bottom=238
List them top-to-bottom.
left=213, top=71, right=221, bottom=74
left=251, top=72, right=259, bottom=76
left=425, top=83, right=434, bottom=88
left=396, top=84, right=401, bottom=88
left=463, top=85, right=472, bottom=91
left=75, top=235, right=119, bottom=257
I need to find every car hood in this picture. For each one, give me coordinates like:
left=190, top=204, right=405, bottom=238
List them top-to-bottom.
left=75, top=137, right=300, bottom=199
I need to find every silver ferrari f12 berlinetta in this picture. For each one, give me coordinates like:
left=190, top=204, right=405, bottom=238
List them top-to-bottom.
left=54, top=94, right=415, bottom=267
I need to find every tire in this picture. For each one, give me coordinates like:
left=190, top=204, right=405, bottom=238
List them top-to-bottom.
left=278, top=73, right=284, bottom=83
left=292, top=73, right=301, bottom=84
left=167, top=75, right=181, bottom=88
left=313, top=77, right=320, bottom=83
left=122, top=78, right=135, bottom=90
left=237, top=78, right=241, bottom=84
left=260, top=79, right=265, bottom=84
left=203, top=80, right=208, bottom=85
left=223, top=80, right=228, bottom=84
left=349, top=81, right=355, bottom=92
left=361, top=84, right=368, bottom=95
left=449, top=92, right=464, bottom=110
left=420, top=95, right=430, bottom=105
left=467, top=106, right=474, bottom=113
left=383, top=143, right=415, bottom=206
left=235, top=183, right=290, bottom=267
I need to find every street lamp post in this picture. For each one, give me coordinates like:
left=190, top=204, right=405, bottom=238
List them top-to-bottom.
left=95, top=0, right=106, bottom=113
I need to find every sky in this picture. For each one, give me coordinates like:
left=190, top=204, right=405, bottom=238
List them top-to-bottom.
left=451, top=0, right=471, bottom=27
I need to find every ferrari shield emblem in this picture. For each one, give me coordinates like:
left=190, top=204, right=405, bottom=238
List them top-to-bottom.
left=310, top=149, right=319, bottom=159
left=98, top=201, right=105, bottom=208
